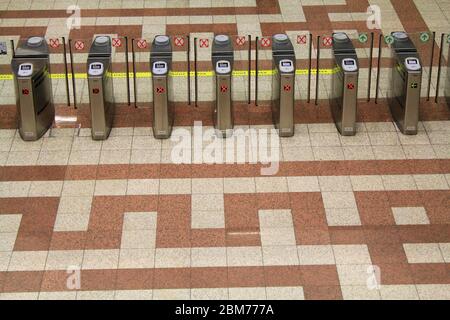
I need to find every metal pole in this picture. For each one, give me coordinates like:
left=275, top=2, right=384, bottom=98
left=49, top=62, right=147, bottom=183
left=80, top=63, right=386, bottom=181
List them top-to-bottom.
left=367, top=32, right=374, bottom=102
left=307, top=33, right=312, bottom=103
left=435, top=33, right=445, bottom=103
left=375, top=34, right=383, bottom=104
left=187, top=35, right=191, bottom=105
left=248, top=35, right=252, bottom=105
left=125, top=36, right=131, bottom=106
left=255, top=36, right=259, bottom=106
left=315, top=36, right=320, bottom=106
left=62, top=37, right=71, bottom=106
left=194, top=37, right=198, bottom=107
left=131, top=38, right=137, bottom=108
left=10, top=39, right=15, bottom=57
left=68, top=39, right=77, bottom=109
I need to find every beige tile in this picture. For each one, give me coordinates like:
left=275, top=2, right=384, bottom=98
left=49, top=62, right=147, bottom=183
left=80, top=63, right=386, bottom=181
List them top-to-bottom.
left=310, top=132, right=341, bottom=147
left=368, top=132, right=400, bottom=145
left=102, top=136, right=132, bottom=150
left=343, top=146, right=375, bottom=160
left=372, top=146, right=405, bottom=160
left=313, top=147, right=345, bottom=161
left=99, top=149, right=131, bottom=164
left=413, top=174, right=449, bottom=190
left=350, top=175, right=384, bottom=191
left=382, top=175, right=417, bottom=191
left=286, top=176, right=320, bottom=192
left=319, top=176, right=352, bottom=191
left=224, top=177, right=256, bottom=193
left=255, top=177, right=288, bottom=193
left=159, top=178, right=191, bottom=194
left=192, top=178, right=223, bottom=194
left=94, top=179, right=127, bottom=196
left=126, top=179, right=159, bottom=195
left=62, top=180, right=96, bottom=197
left=0, top=181, right=31, bottom=198
left=322, top=192, right=357, bottom=209
left=192, top=194, right=224, bottom=211
left=57, top=196, right=92, bottom=215
left=392, top=207, right=430, bottom=225
left=325, top=208, right=361, bottom=226
left=191, top=210, right=225, bottom=229
left=258, top=210, right=293, bottom=228
left=123, top=212, right=157, bottom=230
left=0, top=214, right=22, bottom=232
left=54, top=214, right=90, bottom=232
left=260, top=227, right=296, bottom=246
left=120, top=229, right=156, bottom=249
left=0, top=232, right=17, bottom=251
left=439, top=243, right=450, bottom=263
left=403, top=244, right=444, bottom=263
left=262, top=245, right=299, bottom=266
left=298, top=245, right=335, bottom=265
left=333, top=245, right=372, bottom=265
left=227, top=246, right=263, bottom=266
left=191, top=247, right=227, bottom=267
left=154, top=248, right=191, bottom=268
left=81, top=249, right=119, bottom=270
left=118, top=249, right=155, bottom=269
left=45, top=250, right=84, bottom=270
left=8, top=251, right=48, bottom=271
left=0, top=252, right=11, bottom=272
left=337, top=264, right=375, bottom=285
left=416, top=284, right=450, bottom=300
left=379, top=285, right=419, bottom=300
left=266, top=286, right=304, bottom=300
left=341, top=286, right=381, bottom=300
left=228, top=287, right=266, bottom=300
left=191, top=288, right=228, bottom=300
left=153, top=289, right=190, bottom=300
left=115, top=290, right=153, bottom=300
left=39, top=291, right=77, bottom=300
left=77, top=291, right=115, bottom=300
left=0, top=292, right=39, bottom=300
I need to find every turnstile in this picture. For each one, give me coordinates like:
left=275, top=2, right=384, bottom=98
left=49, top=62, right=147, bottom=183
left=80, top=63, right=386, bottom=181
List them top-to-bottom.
left=331, top=32, right=359, bottom=136
left=388, top=32, right=422, bottom=135
left=271, top=34, right=296, bottom=137
left=151, top=35, right=174, bottom=139
left=212, top=35, right=234, bottom=138
left=87, top=36, right=115, bottom=140
left=11, top=37, right=55, bottom=141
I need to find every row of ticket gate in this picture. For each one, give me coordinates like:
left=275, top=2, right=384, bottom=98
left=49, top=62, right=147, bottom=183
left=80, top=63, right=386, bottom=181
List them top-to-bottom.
left=11, top=32, right=429, bottom=141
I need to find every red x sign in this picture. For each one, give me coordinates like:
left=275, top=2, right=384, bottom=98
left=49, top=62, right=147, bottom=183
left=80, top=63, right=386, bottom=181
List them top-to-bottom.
left=297, top=35, right=307, bottom=45
left=236, top=36, right=246, bottom=46
left=323, top=36, right=333, bottom=47
left=174, top=37, right=185, bottom=47
left=49, top=38, right=60, bottom=48
left=112, top=38, right=122, bottom=47
left=261, top=38, right=271, bottom=47
left=137, top=39, right=147, bottom=49
left=199, top=39, right=209, bottom=48
left=74, top=40, right=85, bottom=51
left=347, top=83, right=355, bottom=90
left=220, top=85, right=228, bottom=93
left=284, top=85, right=291, bottom=92
left=156, top=87, right=165, bottom=94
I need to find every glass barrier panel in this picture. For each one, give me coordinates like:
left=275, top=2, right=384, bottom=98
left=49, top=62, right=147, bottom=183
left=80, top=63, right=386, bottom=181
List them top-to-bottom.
left=288, top=32, right=310, bottom=102
left=438, top=33, right=450, bottom=104
left=194, top=34, right=214, bottom=103
left=232, top=34, right=251, bottom=103
left=256, top=35, right=273, bottom=105
left=132, top=37, right=151, bottom=107
left=0, top=38, right=14, bottom=107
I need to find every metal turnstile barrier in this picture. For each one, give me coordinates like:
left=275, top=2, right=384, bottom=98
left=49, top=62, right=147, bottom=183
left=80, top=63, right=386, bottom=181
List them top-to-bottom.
left=331, top=32, right=359, bottom=136
left=388, top=32, right=422, bottom=135
left=271, top=34, right=296, bottom=137
left=151, top=35, right=174, bottom=139
left=212, top=35, right=234, bottom=138
left=87, top=36, right=115, bottom=140
left=11, top=37, right=55, bottom=141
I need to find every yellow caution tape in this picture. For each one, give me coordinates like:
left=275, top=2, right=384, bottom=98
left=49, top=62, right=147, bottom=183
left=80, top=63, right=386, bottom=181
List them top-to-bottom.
left=0, top=68, right=340, bottom=81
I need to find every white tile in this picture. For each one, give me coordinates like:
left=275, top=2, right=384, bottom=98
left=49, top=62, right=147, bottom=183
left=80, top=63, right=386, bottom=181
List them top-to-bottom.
left=413, top=174, right=449, bottom=190
left=350, top=175, right=384, bottom=191
left=382, top=175, right=417, bottom=191
left=286, top=176, right=320, bottom=192
left=319, top=176, right=353, bottom=191
left=224, top=177, right=256, bottom=193
left=255, top=177, right=288, bottom=193
left=159, top=178, right=191, bottom=194
left=192, top=178, right=223, bottom=194
left=94, top=179, right=128, bottom=196
left=62, top=180, right=96, bottom=196
left=28, top=181, right=63, bottom=197
left=322, top=192, right=357, bottom=209
left=192, top=194, right=224, bottom=211
left=392, top=207, right=430, bottom=225
left=325, top=208, right=361, bottom=226
left=191, top=210, right=225, bottom=229
left=259, top=210, right=293, bottom=228
left=122, top=212, right=157, bottom=231
left=54, top=214, right=90, bottom=232
left=0, top=215, right=22, bottom=232
left=260, top=227, right=296, bottom=246
left=0, top=232, right=18, bottom=251
left=403, top=244, right=444, bottom=263
left=262, top=245, right=299, bottom=266
left=298, top=245, right=335, bottom=265
left=333, top=245, right=372, bottom=264
left=227, top=246, right=263, bottom=266
left=191, top=247, right=227, bottom=267
left=154, top=248, right=191, bottom=268
left=81, top=249, right=119, bottom=270
left=118, top=249, right=155, bottom=269
left=45, top=250, right=84, bottom=270
left=8, top=251, right=48, bottom=271
left=416, top=284, right=450, bottom=300
left=379, top=285, right=419, bottom=300
left=266, top=286, right=305, bottom=300
left=341, top=286, right=381, bottom=300
left=228, top=287, right=266, bottom=300
left=191, top=288, right=228, bottom=300
left=153, top=289, right=190, bottom=300
left=115, top=290, right=153, bottom=300
left=39, top=291, right=77, bottom=300
left=77, top=291, right=115, bottom=300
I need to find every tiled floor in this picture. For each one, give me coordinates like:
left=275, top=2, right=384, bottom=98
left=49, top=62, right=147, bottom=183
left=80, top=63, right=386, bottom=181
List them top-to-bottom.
left=0, top=0, right=450, bottom=300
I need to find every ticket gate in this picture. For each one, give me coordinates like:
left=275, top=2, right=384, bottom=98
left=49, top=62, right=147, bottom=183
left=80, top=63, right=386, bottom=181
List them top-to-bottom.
left=330, top=32, right=359, bottom=136
left=388, top=32, right=422, bottom=135
left=271, top=34, right=296, bottom=137
left=151, top=35, right=174, bottom=139
left=212, top=35, right=234, bottom=138
left=87, top=36, right=115, bottom=140
left=11, top=37, right=55, bottom=141
left=445, top=40, right=450, bottom=108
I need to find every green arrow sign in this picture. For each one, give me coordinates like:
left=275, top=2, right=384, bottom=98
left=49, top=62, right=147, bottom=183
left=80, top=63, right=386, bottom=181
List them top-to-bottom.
left=420, top=32, right=430, bottom=43
left=358, top=33, right=368, bottom=44
left=447, top=34, right=450, bottom=44
left=385, top=35, right=394, bottom=45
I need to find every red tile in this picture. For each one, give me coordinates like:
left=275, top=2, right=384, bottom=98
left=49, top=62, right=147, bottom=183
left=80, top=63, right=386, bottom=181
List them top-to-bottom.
left=299, top=265, right=340, bottom=286
left=264, top=266, right=303, bottom=287
left=191, top=267, right=228, bottom=288
left=228, top=267, right=265, bottom=287
left=153, top=268, right=190, bottom=289
left=116, top=269, right=154, bottom=290
left=2, top=271, right=43, bottom=293
left=303, top=286, right=343, bottom=300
